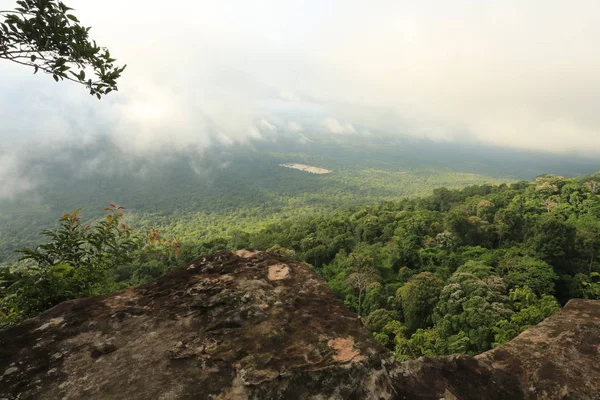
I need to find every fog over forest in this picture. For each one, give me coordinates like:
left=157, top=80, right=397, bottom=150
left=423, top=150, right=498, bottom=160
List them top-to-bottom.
left=2, top=0, right=600, bottom=168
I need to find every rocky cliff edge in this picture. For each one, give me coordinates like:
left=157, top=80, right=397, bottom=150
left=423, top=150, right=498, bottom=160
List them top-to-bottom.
left=1, top=250, right=599, bottom=399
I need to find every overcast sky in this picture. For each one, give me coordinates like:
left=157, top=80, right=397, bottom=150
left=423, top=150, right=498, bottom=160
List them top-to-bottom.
left=2, top=0, right=600, bottom=160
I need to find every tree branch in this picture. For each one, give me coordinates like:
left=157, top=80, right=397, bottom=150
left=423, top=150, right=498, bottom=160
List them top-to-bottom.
left=0, top=0, right=125, bottom=97
left=1, top=50, right=35, bottom=55
left=4, top=57, right=89, bottom=86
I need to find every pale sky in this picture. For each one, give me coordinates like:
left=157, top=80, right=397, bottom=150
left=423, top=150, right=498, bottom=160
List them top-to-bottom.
left=1, top=0, right=600, bottom=160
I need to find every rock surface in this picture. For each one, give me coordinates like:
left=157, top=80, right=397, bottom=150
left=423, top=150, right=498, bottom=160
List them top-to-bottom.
left=1, top=250, right=599, bottom=399
left=476, top=298, right=600, bottom=398
left=388, top=299, right=600, bottom=399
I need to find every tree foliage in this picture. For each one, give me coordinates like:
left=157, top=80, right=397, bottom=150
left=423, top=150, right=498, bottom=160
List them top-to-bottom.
left=0, top=0, right=125, bottom=97
left=0, top=205, right=145, bottom=322
left=345, top=254, right=380, bottom=316
left=503, top=257, right=558, bottom=295
left=433, top=266, right=513, bottom=353
left=396, top=272, right=443, bottom=333
left=493, top=287, right=560, bottom=346
left=364, top=309, right=398, bottom=333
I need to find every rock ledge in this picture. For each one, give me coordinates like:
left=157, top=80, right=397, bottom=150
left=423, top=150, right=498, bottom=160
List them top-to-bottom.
left=1, top=250, right=599, bottom=399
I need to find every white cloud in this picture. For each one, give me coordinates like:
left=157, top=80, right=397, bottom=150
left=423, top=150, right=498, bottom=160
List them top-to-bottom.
left=0, top=0, right=600, bottom=198
left=323, top=118, right=357, bottom=135
left=260, top=119, right=276, bottom=131
left=286, top=122, right=303, bottom=132
left=0, top=152, right=37, bottom=199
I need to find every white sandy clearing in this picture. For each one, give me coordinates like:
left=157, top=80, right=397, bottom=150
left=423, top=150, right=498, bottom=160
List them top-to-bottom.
left=279, top=163, right=332, bottom=174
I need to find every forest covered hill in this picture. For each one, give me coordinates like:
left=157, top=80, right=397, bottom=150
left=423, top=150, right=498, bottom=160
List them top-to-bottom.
left=3, top=166, right=600, bottom=361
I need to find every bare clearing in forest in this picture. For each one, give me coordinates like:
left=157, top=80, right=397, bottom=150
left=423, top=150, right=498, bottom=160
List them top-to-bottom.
left=280, top=163, right=332, bottom=174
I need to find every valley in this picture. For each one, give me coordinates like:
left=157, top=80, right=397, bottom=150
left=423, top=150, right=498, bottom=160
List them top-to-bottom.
left=0, top=133, right=598, bottom=263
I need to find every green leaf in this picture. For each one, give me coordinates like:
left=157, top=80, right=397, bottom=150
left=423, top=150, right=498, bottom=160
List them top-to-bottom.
left=66, top=15, right=79, bottom=23
left=49, top=263, right=73, bottom=277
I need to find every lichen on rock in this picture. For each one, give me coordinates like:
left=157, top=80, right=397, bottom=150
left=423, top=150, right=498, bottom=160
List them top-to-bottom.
left=1, top=250, right=599, bottom=399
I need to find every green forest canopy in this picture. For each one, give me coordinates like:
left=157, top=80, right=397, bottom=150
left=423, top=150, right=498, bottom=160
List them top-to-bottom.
left=3, top=172, right=600, bottom=361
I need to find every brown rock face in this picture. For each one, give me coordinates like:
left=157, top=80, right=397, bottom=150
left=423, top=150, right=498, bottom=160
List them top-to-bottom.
left=1, top=250, right=599, bottom=399
left=0, top=251, right=394, bottom=400
left=388, top=299, right=600, bottom=399
left=476, top=299, right=600, bottom=398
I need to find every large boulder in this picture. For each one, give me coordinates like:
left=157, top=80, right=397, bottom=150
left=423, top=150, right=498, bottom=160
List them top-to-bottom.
left=0, top=250, right=394, bottom=399
left=1, top=250, right=600, bottom=399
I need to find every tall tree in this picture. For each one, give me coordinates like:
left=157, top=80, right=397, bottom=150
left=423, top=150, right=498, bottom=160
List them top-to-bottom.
left=532, top=216, right=576, bottom=271
left=345, top=254, right=380, bottom=317
left=503, top=257, right=558, bottom=296
left=434, top=266, right=513, bottom=353
left=397, top=272, right=444, bottom=333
